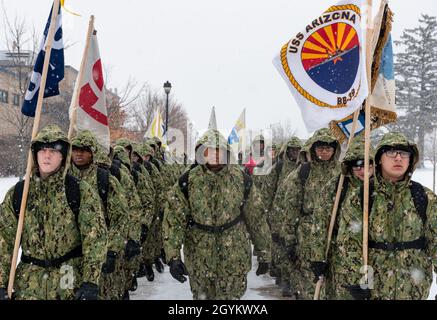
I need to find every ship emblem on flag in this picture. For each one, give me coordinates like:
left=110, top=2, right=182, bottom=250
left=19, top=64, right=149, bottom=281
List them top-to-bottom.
left=273, top=0, right=368, bottom=132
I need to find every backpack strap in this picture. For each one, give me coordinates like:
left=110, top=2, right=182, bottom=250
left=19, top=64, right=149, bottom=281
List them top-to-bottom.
left=151, top=158, right=161, bottom=172
left=109, top=160, right=122, bottom=182
left=275, top=160, right=284, bottom=176
left=143, top=161, right=153, bottom=175
left=131, top=162, right=142, bottom=186
left=298, top=162, right=311, bottom=215
left=299, top=162, right=311, bottom=189
left=96, top=166, right=110, bottom=214
left=185, top=168, right=252, bottom=233
left=241, top=171, right=253, bottom=213
left=64, top=174, right=81, bottom=225
left=13, top=176, right=81, bottom=224
left=337, top=176, right=350, bottom=214
left=359, top=179, right=375, bottom=214
left=12, top=180, right=25, bottom=219
left=409, top=181, right=428, bottom=224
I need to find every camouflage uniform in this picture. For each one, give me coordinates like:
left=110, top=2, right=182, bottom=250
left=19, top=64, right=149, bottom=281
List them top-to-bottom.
left=0, top=125, right=107, bottom=300
left=279, top=128, right=341, bottom=299
left=163, top=129, right=271, bottom=300
left=70, top=131, right=129, bottom=300
left=331, top=132, right=437, bottom=300
left=310, top=135, right=374, bottom=299
left=270, top=137, right=303, bottom=292
left=139, top=142, right=167, bottom=270
left=106, top=146, right=150, bottom=296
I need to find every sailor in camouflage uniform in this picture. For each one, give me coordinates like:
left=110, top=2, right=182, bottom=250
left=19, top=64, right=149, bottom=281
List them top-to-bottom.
left=0, top=125, right=107, bottom=300
left=279, top=128, right=340, bottom=299
left=163, top=129, right=271, bottom=300
left=70, top=131, right=139, bottom=300
left=330, top=132, right=437, bottom=300
left=270, top=136, right=303, bottom=296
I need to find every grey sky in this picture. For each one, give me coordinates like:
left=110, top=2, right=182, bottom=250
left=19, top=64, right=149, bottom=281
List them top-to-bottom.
left=2, top=0, right=436, bottom=139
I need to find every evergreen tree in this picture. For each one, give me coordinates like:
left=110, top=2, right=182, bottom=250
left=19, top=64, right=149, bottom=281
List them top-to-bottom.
left=393, top=14, right=437, bottom=167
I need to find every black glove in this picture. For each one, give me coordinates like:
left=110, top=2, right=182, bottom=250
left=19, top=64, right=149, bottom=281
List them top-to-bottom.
left=140, top=224, right=148, bottom=243
left=271, top=233, right=280, bottom=243
left=125, top=240, right=141, bottom=260
left=286, top=246, right=298, bottom=263
left=160, top=248, right=167, bottom=264
left=101, top=251, right=117, bottom=274
left=154, top=257, right=164, bottom=273
left=169, top=259, right=188, bottom=283
left=310, top=261, right=328, bottom=283
left=256, top=262, right=269, bottom=276
left=145, top=263, right=155, bottom=282
left=75, top=282, right=99, bottom=300
left=345, top=285, right=371, bottom=300
left=0, top=288, right=9, bottom=300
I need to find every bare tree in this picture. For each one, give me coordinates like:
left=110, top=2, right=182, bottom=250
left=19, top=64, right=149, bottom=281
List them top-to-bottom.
left=0, top=4, right=39, bottom=177
left=127, top=85, right=189, bottom=149
left=269, top=119, right=298, bottom=145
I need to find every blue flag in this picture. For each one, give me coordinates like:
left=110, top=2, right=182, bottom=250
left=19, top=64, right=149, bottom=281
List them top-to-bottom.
left=22, top=3, right=64, bottom=117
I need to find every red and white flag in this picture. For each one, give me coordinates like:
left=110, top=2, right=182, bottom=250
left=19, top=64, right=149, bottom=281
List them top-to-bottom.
left=69, top=28, right=110, bottom=152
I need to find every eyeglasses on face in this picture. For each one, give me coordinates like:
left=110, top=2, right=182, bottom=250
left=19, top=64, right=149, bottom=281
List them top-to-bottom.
left=315, top=146, right=334, bottom=152
left=384, top=150, right=411, bottom=159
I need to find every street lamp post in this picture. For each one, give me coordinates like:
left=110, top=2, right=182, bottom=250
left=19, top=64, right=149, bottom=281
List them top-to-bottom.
left=163, top=81, right=172, bottom=144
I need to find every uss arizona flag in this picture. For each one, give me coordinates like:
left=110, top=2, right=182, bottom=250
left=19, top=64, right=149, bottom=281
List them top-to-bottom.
left=273, top=0, right=368, bottom=132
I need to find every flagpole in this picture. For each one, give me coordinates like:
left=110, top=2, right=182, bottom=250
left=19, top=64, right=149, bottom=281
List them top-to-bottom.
left=7, top=0, right=61, bottom=299
left=363, top=0, right=373, bottom=287
left=67, top=15, right=95, bottom=141
left=313, top=109, right=360, bottom=300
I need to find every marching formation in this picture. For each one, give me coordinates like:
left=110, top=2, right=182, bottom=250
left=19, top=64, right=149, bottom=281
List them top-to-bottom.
left=0, top=125, right=435, bottom=300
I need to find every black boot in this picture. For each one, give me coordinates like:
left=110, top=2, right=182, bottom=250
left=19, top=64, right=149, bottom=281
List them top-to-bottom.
left=137, top=263, right=147, bottom=278
left=145, top=264, right=155, bottom=281
left=129, top=276, right=138, bottom=291
left=282, top=282, right=293, bottom=297
left=122, top=290, right=130, bottom=300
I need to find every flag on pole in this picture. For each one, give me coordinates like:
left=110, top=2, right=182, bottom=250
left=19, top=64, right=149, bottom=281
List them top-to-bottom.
left=273, top=0, right=368, bottom=132
left=330, top=0, right=396, bottom=143
left=22, top=3, right=64, bottom=117
left=70, top=28, right=110, bottom=152
left=208, top=106, right=217, bottom=130
left=146, top=109, right=166, bottom=140
left=228, top=109, right=246, bottom=154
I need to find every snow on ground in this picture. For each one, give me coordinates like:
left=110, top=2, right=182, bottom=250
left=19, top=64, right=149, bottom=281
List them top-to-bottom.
left=0, top=172, right=435, bottom=300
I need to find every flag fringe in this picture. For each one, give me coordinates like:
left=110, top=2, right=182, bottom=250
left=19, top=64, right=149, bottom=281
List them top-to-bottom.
left=371, top=4, right=394, bottom=91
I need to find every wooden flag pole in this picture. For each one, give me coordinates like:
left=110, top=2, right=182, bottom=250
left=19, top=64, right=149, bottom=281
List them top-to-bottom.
left=7, top=0, right=61, bottom=299
left=363, top=0, right=373, bottom=286
left=67, top=15, right=95, bottom=140
left=313, top=109, right=360, bottom=300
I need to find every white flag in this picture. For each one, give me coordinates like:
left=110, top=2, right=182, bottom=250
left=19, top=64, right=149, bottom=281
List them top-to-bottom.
left=273, top=0, right=368, bottom=132
left=70, top=29, right=110, bottom=152
left=208, top=106, right=218, bottom=130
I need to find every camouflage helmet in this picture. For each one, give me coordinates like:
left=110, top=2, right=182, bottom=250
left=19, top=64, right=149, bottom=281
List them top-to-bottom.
left=31, top=124, right=69, bottom=164
left=304, top=128, right=340, bottom=162
left=196, top=129, right=230, bottom=151
left=196, top=129, right=234, bottom=164
left=71, top=130, right=99, bottom=155
left=374, top=131, right=419, bottom=175
left=252, top=134, right=265, bottom=144
left=341, top=135, right=375, bottom=175
left=151, top=136, right=162, bottom=147
left=279, top=136, right=303, bottom=160
left=286, top=136, right=303, bottom=149
left=115, top=138, right=133, bottom=154
left=130, top=142, right=144, bottom=163
left=140, top=143, right=155, bottom=157
left=94, top=144, right=112, bottom=167
left=112, top=145, right=131, bottom=167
